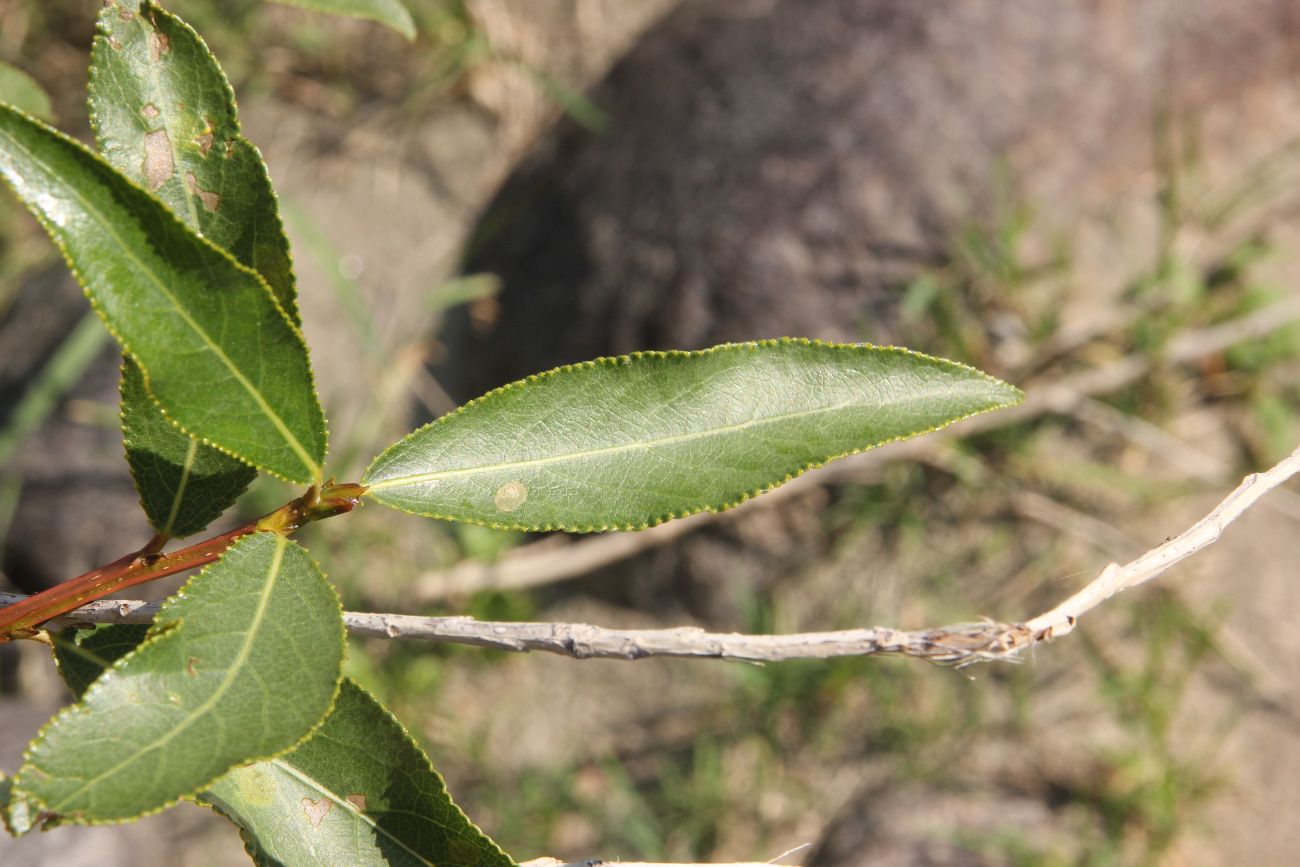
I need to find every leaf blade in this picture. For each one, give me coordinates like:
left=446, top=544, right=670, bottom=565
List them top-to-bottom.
left=90, top=0, right=299, bottom=323
left=267, top=0, right=417, bottom=40
left=0, top=62, right=52, bottom=121
left=0, top=104, right=327, bottom=482
left=363, top=339, right=1022, bottom=531
left=120, top=361, right=258, bottom=537
left=11, top=533, right=345, bottom=825
left=201, top=679, right=515, bottom=867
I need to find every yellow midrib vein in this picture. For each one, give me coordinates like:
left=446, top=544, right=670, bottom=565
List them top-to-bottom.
left=0, top=125, right=318, bottom=480
left=160, top=437, right=200, bottom=537
left=49, top=536, right=287, bottom=810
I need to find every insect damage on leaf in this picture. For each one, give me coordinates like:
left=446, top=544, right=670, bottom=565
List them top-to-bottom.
left=142, top=128, right=172, bottom=189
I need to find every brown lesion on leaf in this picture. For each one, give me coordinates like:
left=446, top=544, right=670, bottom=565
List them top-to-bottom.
left=117, top=5, right=134, bottom=20
left=148, top=30, right=170, bottom=62
left=107, top=35, right=122, bottom=50
left=141, top=104, right=160, bottom=119
left=194, top=118, right=215, bottom=155
left=142, top=129, right=174, bottom=190
left=185, top=172, right=220, bottom=212
left=494, top=480, right=528, bottom=512
left=186, top=656, right=198, bottom=676
left=346, top=793, right=367, bottom=812
left=301, top=796, right=332, bottom=829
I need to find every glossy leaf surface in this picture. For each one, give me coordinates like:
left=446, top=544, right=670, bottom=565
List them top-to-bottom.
left=90, top=0, right=299, bottom=322
left=267, top=0, right=416, bottom=40
left=90, top=1, right=294, bottom=531
left=0, top=104, right=327, bottom=482
left=364, top=339, right=1022, bottom=531
left=11, top=533, right=344, bottom=825
left=203, top=680, right=515, bottom=867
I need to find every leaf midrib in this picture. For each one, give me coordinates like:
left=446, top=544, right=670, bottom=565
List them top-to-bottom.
left=0, top=121, right=318, bottom=481
left=366, top=384, right=984, bottom=490
left=159, top=437, right=201, bottom=537
left=45, top=535, right=287, bottom=811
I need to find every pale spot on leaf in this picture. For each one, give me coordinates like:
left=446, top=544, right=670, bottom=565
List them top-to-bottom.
left=118, top=5, right=134, bottom=20
left=141, top=104, right=160, bottom=119
left=142, top=129, right=173, bottom=190
left=185, top=172, right=220, bottom=211
left=494, top=480, right=527, bottom=512
left=346, top=793, right=367, bottom=811
left=302, top=796, right=332, bottom=829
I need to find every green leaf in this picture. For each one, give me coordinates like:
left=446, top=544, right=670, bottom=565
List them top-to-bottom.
left=90, top=0, right=299, bottom=323
left=266, top=0, right=417, bottom=41
left=90, top=1, right=300, bottom=531
left=0, top=62, right=52, bottom=121
left=0, top=104, right=327, bottom=482
left=363, top=339, right=1022, bottom=531
left=121, top=360, right=258, bottom=537
left=10, top=533, right=345, bottom=826
left=51, top=622, right=153, bottom=701
left=201, top=679, right=516, bottom=867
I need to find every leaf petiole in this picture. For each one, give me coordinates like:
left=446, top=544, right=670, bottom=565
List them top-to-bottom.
left=0, top=481, right=365, bottom=642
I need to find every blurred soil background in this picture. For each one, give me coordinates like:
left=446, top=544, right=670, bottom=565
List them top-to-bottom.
left=3, top=1, right=1300, bottom=864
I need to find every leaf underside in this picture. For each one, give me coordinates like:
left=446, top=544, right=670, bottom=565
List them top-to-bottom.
left=91, top=0, right=301, bottom=531
left=267, top=0, right=417, bottom=41
left=0, top=103, right=327, bottom=482
left=363, top=339, right=1023, bottom=531
left=11, top=533, right=345, bottom=825
left=202, top=680, right=516, bottom=867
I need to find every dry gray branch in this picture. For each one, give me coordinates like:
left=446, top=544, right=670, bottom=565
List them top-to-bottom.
left=7, top=442, right=1298, bottom=666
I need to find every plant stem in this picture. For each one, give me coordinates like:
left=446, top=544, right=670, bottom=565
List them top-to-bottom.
left=0, top=481, right=366, bottom=642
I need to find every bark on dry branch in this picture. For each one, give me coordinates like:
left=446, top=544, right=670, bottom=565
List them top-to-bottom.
left=6, top=442, right=1298, bottom=666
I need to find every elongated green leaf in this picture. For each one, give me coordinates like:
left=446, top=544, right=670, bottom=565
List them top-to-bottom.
left=90, top=0, right=299, bottom=322
left=267, top=0, right=417, bottom=40
left=90, top=1, right=299, bottom=531
left=0, top=62, right=52, bottom=121
left=0, top=104, right=327, bottom=482
left=364, top=339, right=1023, bottom=531
left=121, top=361, right=258, bottom=537
left=10, top=533, right=345, bottom=825
left=202, top=680, right=515, bottom=867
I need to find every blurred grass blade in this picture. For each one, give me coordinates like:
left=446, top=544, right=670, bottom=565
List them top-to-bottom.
left=267, top=0, right=417, bottom=40
left=0, top=62, right=52, bottom=120
left=0, top=104, right=328, bottom=482
left=0, top=311, right=108, bottom=467
left=364, top=339, right=1023, bottom=531
left=10, top=533, right=345, bottom=826
left=201, top=679, right=516, bottom=867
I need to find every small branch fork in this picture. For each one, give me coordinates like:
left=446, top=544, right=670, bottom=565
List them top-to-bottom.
left=7, top=445, right=1298, bottom=666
